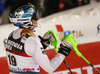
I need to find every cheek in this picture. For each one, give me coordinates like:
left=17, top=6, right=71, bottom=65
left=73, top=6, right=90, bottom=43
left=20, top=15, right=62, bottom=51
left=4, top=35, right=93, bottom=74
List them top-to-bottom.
left=32, top=21, right=37, bottom=24
left=32, top=21, right=38, bottom=27
left=33, top=24, right=38, bottom=27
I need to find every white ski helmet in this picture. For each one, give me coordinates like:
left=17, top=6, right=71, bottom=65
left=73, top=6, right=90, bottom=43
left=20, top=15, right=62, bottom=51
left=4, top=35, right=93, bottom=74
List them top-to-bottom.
left=9, top=3, right=39, bottom=30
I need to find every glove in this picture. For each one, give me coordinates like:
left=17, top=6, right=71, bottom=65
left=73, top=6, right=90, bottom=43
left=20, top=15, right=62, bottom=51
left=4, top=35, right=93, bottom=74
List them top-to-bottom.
left=38, top=32, right=56, bottom=49
left=58, top=37, right=73, bottom=57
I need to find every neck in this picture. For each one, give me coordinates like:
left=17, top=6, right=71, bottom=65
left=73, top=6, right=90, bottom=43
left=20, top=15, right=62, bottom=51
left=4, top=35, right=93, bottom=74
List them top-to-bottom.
left=19, top=28, right=33, bottom=31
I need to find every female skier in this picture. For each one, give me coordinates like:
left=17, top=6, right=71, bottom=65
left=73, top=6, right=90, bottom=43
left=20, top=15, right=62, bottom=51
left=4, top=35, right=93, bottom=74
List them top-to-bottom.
left=5, top=2, right=73, bottom=74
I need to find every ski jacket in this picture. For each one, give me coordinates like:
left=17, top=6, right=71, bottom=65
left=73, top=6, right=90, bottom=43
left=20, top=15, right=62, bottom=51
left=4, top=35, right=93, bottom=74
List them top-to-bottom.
left=5, top=28, right=64, bottom=74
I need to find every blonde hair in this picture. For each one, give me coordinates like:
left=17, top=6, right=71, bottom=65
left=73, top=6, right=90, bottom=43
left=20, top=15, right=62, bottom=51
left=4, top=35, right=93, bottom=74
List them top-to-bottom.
left=20, top=28, right=39, bottom=40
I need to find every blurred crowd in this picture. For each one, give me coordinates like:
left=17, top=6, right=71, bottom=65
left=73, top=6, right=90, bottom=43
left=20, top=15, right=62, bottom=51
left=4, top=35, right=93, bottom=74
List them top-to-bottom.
left=0, top=0, right=100, bottom=25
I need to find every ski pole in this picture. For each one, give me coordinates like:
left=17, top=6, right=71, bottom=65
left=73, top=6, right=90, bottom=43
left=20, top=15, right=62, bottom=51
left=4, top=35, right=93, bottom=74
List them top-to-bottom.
left=45, top=30, right=73, bottom=74
left=64, top=34, right=100, bottom=74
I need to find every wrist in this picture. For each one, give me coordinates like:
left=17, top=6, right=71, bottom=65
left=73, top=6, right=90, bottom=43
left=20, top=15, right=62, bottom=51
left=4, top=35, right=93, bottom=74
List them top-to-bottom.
left=41, top=41, right=47, bottom=49
left=58, top=47, right=70, bottom=57
left=57, top=53, right=65, bottom=58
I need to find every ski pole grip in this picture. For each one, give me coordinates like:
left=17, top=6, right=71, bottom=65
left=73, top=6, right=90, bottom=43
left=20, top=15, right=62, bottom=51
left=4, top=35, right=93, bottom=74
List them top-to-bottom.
left=45, top=30, right=58, bottom=53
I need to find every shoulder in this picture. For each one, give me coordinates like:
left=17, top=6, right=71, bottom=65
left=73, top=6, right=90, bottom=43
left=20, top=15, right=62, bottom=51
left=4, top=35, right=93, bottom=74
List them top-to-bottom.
left=11, top=28, right=22, bottom=39
left=13, top=28, right=22, bottom=34
left=8, top=29, right=19, bottom=37
left=25, top=36, right=42, bottom=56
left=25, top=36, right=42, bottom=49
left=26, top=36, right=40, bottom=44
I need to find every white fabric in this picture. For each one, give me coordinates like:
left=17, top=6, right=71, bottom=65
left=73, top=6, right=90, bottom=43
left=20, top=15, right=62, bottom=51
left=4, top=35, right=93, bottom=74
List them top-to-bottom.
left=6, top=28, right=65, bottom=74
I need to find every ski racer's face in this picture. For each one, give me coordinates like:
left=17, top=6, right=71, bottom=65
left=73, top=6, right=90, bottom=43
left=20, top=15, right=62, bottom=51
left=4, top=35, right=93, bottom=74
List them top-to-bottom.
left=32, top=20, right=38, bottom=28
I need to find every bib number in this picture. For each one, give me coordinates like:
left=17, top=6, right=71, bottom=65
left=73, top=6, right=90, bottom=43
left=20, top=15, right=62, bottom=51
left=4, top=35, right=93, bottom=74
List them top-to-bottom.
left=8, top=54, right=17, bottom=66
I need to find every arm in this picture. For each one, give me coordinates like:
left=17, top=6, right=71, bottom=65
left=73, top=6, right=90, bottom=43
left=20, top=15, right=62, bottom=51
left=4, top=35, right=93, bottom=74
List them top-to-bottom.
left=37, top=32, right=72, bottom=73
left=25, top=34, right=72, bottom=73
left=25, top=36, right=65, bottom=73
left=34, top=40, right=65, bottom=73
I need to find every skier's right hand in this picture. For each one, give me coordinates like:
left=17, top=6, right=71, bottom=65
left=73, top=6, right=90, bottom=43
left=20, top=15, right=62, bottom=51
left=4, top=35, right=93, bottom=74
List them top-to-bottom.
left=58, top=37, right=73, bottom=57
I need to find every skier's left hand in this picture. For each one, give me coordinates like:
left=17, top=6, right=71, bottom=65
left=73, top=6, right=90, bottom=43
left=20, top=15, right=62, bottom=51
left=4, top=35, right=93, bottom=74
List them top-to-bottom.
left=38, top=32, right=55, bottom=49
